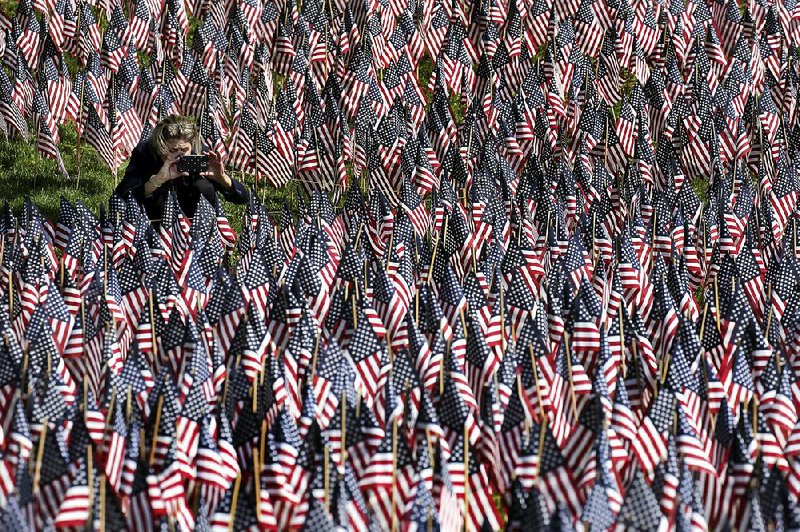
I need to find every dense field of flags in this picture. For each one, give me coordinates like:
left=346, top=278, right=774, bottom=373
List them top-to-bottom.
left=2, top=0, right=800, bottom=530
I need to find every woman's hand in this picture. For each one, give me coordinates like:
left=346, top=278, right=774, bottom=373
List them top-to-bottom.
left=203, top=150, right=233, bottom=190
left=144, top=154, right=188, bottom=196
left=157, top=154, right=188, bottom=184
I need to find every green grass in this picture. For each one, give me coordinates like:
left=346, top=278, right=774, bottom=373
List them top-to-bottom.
left=0, top=2, right=18, bottom=17
left=417, top=54, right=434, bottom=97
left=449, top=93, right=465, bottom=125
left=0, top=123, right=293, bottom=234
left=0, top=124, right=116, bottom=220
left=690, top=176, right=710, bottom=205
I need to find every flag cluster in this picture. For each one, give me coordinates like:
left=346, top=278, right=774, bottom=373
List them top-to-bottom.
left=4, top=0, right=800, bottom=530
left=0, top=156, right=795, bottom=531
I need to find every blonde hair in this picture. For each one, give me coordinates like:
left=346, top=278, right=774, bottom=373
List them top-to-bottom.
left=149, top=114, right=199, bottom=157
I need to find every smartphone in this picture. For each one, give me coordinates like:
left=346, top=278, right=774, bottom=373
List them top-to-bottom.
left=176, top=154, right=209, bottom=175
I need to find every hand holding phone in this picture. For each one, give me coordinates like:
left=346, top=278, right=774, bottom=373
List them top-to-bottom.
left=201, top=150, right=233, bottom=189
left=151, top=155, right=188, bottom=189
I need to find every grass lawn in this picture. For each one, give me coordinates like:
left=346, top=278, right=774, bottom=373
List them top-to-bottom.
left=0, top=124, right=295, bottom=234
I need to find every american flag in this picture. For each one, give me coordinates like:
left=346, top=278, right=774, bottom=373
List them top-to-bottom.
left=77, top=2, right=103, bottom=62
left=15, top=6, right=41, bottom=67
left=0, top=65, right=28, bottom=138
left=110, top=82, right=143, bottom=161
left=32, top=87, right=67, bottom=176
left=51, top=456, right=93, bottom=529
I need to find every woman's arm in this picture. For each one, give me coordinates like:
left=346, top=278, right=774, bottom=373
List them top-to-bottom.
left=116, top=142, right=185, bottom=200
left=117, top=142, right=163, bottom=199
left=115, top=147, right=148, bottom=200
left=204, top=150, right=251, bottom=204
left=142, top=169, right=175, bottom=197
left=213, top=175, right=250, bottom=204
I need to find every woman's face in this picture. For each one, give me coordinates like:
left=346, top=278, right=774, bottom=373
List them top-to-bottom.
left=164, top=138, right=192, bottom=160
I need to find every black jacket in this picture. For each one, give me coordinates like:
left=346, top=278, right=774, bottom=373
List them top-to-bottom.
left=115, top=140, right=249, bottom=220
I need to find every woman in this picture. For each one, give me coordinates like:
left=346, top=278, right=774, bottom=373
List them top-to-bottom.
left=116, top=114, right=249, bottom=220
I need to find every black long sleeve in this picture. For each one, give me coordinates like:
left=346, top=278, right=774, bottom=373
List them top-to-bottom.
left=115, top=141, right=159, bottom=202
left=213, top=176, right=250, bottom=204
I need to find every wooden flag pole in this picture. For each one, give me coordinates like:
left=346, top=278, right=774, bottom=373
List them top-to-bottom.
left=326, top=0, right=335, bottom=44
left=75, top=55, right=86, bottom=186
left=159, top=58, right=168, bottom=123
left=110, top=73, right=119, bottom=185
left=254, top=105, right=261, bottom=193
left=650, top=203, right=657, bottom=271
left=591, top=211, right=598, bottom=263
left=427, top=216, right=449, bottom=285
left=354, top=223, right=365, bottom=249
left=385, top=227, right=395, bottom=272
left=79, top=239, right=86, bottom=330
left=103, top=244, right=108, bottom=296
left=363, top=258, right=369, bottom=297
left=486, top=263, right=497, bottom=297
left=7, top=269, right=12, bottom=318
left=713, top=277, right=721, bottom=332
left=499, top=282, right=506, bottom=349
left=764, top=282, right=773, bottom=339
left=415, top=285, right=420, bottom=325
left=149, top=289, right=158, bottom=360
left=351, top=292, right=358, bottom=328
left=698, top=300, right=709, bottom=342
left=619, top=310, right=626, bottom=377
left=46, top=329, right=52, bottom=376
left=563, top=332, right=579, bottom=424
left=310, top=333, right=321, bottom=383
left=440, top=338, right=450, bottom=397
left=631, top=339, right=646, bottom=402
left=21, top=340, right=29, bottom=396
left=529, top=345, right=546, bottom=423
left=660, top=352, right=671, bottom=385
left=222, top=356, right=238, bottom=408
left=517, top=373, right=530, bottom=443
left=82, top=379, right=89, bottom=418
left=126, top=386, right=133, bottom=424
left=103, top=389, right=118, bottom=458
left=1, top=390, right=17, bottom=447
left=341, top=390, right=348, bottom=469
left=148, top=395, right=164, bottom=467
left=752, top=397, right=759, bottom=443
left=390, top=415, right=399, bottom=532
left=535, top=416, right=547, bottom=485
left=33, top=420, right=48, bottom=495
left=260, top=420, right=268, bottom=468
left=463, top=423, right=470, bottom=530
left=139, top=427, right=146, bottom=460
left=424, top=427, right=435, bottom=471
left=426, top=429, right=435, bottom=532
left=87, top=445, right=94, bottom=526
left=324, top=445, right=330, bottom=512
left=254, top=448, right=262, bottom=524
left=99, top=474, right=107, bottom=532
left=228, top=474, right=242, bottom=532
